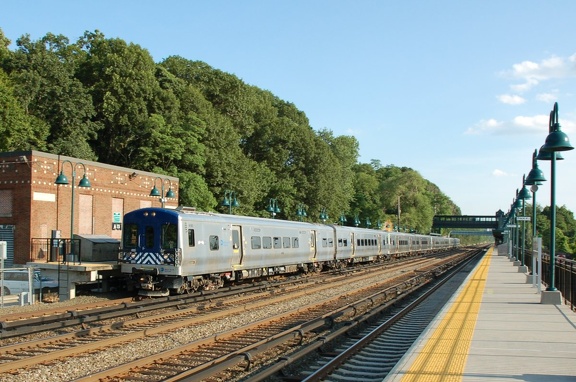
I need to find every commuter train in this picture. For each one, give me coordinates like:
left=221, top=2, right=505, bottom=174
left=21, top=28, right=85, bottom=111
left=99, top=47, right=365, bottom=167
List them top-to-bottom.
left=119, top=207, right=460, bottom=296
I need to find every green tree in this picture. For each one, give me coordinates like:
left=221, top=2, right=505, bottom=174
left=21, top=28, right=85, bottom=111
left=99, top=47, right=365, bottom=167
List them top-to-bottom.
left=78, top=31, right=158, bottom=166
left=6, top=32, right=97, bottom=159
left=0, top=69, right=48, bottom=151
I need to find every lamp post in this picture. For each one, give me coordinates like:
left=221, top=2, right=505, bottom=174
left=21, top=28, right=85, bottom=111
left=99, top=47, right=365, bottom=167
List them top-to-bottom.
left=539, top=103, right=573, bottom=302
left=525, top=149, right=546, bottom=285
left=525, top=149, right=546, bottom=238
left=55, top=160, right=91, bottom=259
left=149, top=177, right=175, bottom=208
left=517, top=177, right=531, bottom=268
left=221, top=190, right=240, bottom=214
left=512, top=196, right=522, bottom=261
left=267, top=198, right=280, bottom=218
left=296, top=203, right=307, bottom=221
left=319, top=208, right=329, bottom=223
left=339, top=213, right=347, bottom=226
left=353, top=214, right=360, bottom=227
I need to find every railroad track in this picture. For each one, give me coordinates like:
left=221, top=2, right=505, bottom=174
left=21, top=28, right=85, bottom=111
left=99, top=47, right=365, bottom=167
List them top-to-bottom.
left=247, top=246, right=488, bottom=382
left=0, top=249, right=475, bottom=381
left=73, top=250, right=476, bottom=381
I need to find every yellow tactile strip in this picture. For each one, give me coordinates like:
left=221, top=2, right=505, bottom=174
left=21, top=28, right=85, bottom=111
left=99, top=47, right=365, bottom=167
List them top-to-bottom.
left=400, top=247, right=493, bottom=382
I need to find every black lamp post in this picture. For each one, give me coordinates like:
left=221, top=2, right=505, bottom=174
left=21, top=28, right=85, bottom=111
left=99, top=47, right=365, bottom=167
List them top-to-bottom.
left=539, top=103, right=573, bottom=298
left=55, top=160, right=91, bottom=259
left=150, top=177, right=175, bottom=208
left=221, top=190, right=240, bottom=214
left=267, top=198, right=280, bottom=218
left=296, top=203, right=307, bottom=221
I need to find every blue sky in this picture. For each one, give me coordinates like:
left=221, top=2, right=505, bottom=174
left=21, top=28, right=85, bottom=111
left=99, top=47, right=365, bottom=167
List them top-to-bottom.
left=2, top=1, right=576, bottom=216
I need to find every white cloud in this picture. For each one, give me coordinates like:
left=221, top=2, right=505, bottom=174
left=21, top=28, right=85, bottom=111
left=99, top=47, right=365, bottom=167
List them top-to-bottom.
left=502, top=54, right=576, bottom=93
left=536, top=93, right=557, bottom=103
left=497, top=94, right=525, bottom=105
left=512, top=114, right=549, bottom=133
left=465, top=118, right=503, bottom=135
left=492, top=169, right=509, bottom=177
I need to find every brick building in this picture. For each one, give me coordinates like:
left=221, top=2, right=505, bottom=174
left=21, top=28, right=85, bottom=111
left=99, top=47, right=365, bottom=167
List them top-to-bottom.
left=0, top=150, right=179, bottom=266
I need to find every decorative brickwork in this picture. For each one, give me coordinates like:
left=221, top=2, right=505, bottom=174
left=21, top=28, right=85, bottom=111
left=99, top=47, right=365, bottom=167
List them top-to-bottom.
left=0, top=151, right=179, bottom=265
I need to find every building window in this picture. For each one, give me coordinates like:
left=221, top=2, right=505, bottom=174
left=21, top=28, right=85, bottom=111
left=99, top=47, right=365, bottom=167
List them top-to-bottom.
left=0, top=190, right=12, bottom=217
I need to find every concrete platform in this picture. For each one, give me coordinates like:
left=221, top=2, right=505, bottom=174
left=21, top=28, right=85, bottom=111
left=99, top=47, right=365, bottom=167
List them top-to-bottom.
left=385, top=246, right=576, bottom=382
left=27, top=261, right=120, bottom=301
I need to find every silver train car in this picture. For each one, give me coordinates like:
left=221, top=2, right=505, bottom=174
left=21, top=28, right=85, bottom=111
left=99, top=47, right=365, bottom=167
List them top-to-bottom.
left=119, top=207, right=460, bottom=296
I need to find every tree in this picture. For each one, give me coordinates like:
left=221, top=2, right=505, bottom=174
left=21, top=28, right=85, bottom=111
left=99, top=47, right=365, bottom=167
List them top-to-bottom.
left=77, top=31, right=158, bottom=166
left=6, top=32, right=97, bottom=159
left=0, top=69, right=48, bottom=151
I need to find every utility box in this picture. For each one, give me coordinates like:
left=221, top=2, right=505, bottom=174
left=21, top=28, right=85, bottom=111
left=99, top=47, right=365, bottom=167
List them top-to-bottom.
left=76, top=235, right=120, bottom=262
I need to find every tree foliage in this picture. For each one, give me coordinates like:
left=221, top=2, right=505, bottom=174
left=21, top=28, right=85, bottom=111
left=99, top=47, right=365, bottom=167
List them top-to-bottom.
left=3, top=27, right=547, bottom=243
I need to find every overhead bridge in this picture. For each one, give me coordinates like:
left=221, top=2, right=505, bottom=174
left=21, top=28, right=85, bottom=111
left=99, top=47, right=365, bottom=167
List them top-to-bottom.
left=432, top=211, right=506, bottom=243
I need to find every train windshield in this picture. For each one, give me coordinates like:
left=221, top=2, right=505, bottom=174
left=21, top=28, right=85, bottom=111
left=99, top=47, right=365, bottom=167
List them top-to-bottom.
left=123, top=223, right=138, bottom=248
left=161, top=223, right=178, bottom=249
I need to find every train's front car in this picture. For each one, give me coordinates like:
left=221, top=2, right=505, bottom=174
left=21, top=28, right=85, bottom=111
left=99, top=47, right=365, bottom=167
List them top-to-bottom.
left=119, top=208, right=182, bottom=296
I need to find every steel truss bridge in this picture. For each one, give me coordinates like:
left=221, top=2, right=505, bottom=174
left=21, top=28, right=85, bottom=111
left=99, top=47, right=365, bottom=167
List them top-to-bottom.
left=432, top=210, right=507, bottom=243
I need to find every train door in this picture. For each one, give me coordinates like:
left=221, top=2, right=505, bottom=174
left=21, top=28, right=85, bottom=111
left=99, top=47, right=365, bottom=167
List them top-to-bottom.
left=231, top=225, right=243, bottom=264
left=310, top=230, right=317, bottom=258
left=350, top=232, right=355, bottom=258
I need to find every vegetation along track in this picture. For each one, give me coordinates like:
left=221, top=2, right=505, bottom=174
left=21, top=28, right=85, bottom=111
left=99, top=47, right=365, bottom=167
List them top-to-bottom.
left=0, top=247, right=479, bottom=381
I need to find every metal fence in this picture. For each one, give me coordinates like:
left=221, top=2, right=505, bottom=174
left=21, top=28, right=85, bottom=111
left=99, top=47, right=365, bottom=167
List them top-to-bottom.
left=30, top=238, right=82, bottom=264
left=523, top=248, right=576, bottom=311
left=0, top=267, right=58, bottom=307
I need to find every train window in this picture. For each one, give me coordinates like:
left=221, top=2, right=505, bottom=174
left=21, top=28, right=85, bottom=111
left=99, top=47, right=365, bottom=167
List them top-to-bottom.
left=123, top=224, right=138, bottom=248
left=161, top=224, right=177, bottom=249
left=145, top=226, right=154, bottom=248
left=188, top=229, right=195, bottom=247
left=232, top=230, right=240, bottom=250
left=310, top=234, right=315, bottom=248
left=209, top=235, right=219, bottom=251
left=251, top=236, right=261, bottom=249
left=263, top=237, right=272, bottom=249
left=273, top=237, right=281, bottom=249
left=283, top=237, right=291, bottom=248
left=292, top=237, right=299, bottom=248
left=322, top=238, right=328, bottom=248
left=328, top=238, right=333, bottom=247
left=338, top=239, right=343, bottom=247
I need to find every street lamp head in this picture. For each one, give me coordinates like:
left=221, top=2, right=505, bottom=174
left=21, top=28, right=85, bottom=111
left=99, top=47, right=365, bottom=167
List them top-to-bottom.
left=541, top=103, right=574, bottom=153
left=536, top=148, right=563, bottom=161
left=525, top=150, right=546, bottom=185
left=55, top=171, right=69, bottom=185
left=78, top=175, right=91, bottom=188
left=518, top=185, right=531, bottom=200
left=149, top=186, right=161, bottom=197
left=165, top=188, right=175, bottom=198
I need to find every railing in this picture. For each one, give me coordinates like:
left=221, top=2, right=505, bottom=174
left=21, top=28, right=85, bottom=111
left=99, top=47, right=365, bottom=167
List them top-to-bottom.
left=29, top=238, right=82, bottom=264
left=523, top=249, right=576, bottom=311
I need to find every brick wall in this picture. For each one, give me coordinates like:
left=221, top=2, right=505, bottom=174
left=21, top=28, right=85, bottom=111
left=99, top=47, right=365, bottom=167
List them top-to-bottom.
left=0, top=151, right=179, bottom=265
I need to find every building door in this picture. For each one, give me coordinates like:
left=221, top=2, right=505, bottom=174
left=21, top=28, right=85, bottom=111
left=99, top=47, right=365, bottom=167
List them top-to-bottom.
left=79, top=194, right=93, bottom=235
left=0, top=225, right=15, bottom=267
